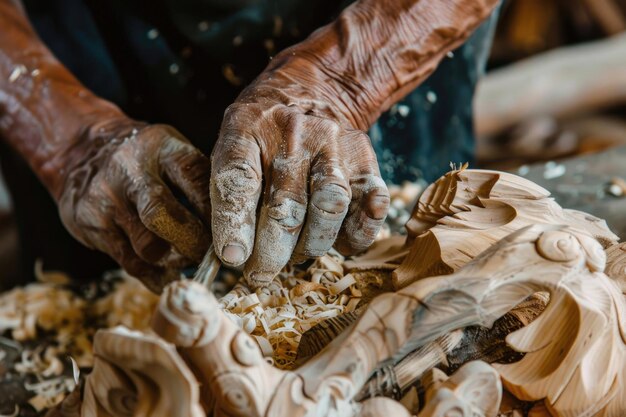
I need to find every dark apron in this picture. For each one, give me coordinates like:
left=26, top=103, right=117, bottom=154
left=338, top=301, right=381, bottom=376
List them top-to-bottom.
left=0, top=0, right=499, bottom=286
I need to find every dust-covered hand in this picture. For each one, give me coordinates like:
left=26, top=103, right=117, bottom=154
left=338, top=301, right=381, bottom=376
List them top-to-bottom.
left=0, top=0, right=213, bottom=291
left=211, top=0, right=501, bottom=287
left=211, top=94, right=390, bottom=288
left=57, top=122, right=212, bottom=292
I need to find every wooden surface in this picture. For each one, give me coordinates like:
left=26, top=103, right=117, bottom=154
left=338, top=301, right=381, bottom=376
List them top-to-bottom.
left=518, top=146, right=626, bottom=240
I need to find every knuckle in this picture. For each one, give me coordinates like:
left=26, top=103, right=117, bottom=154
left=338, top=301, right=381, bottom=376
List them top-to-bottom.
left=223, top=102, right=245, bottom=117
left=222, top=103, right=263, bottom=127
left=316, top=118, right=342, bottom=137
left=140, top=124, right=185, bottom=142
left=159, top=137, right=194, bottom=157
left=171, top=151, right=211, bottom=181
left=213, top=162, right=261, bottom=196
left=351, top=175, right=390, bottom=220
left=312, top=183, right=350, bottom=216
left=365, top=187, right=390, bottom=220
left=268, top=196, right=307, bottom=229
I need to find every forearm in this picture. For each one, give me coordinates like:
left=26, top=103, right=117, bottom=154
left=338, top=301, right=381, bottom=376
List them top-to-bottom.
left=0, top=0, right=138, bottom=199
left=242, top=0, right=500, bottom=131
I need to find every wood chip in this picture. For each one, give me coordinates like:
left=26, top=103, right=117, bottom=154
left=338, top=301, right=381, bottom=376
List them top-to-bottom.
left=219, top=252, right=364, bottom=369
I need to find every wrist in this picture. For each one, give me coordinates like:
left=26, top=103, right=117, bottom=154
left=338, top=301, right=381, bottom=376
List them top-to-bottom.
left=0, top=0, right=145, bottom=201
left=238, top=0, right=500, bottom=132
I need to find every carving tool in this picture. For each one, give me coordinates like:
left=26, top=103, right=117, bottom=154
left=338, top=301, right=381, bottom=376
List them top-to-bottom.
left=192, top=243, right=222, bottom=289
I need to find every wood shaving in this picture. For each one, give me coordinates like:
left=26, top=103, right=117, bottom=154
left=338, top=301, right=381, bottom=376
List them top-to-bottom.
left=219, top=250, right=363, bottom=369
left=34, top=260, right=71, bottom=285
left=0, top=268, right=160, bottom=412
left=91, top=273, right=159, bottom=331
left=0, top=282, right=85, bottom=343
left=14, top=346, right=63, bottom=377
left=25, top=376, right=75, bottom=411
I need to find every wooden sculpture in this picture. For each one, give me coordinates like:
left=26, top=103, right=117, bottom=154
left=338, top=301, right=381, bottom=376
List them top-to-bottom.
left=64, top=168, right=626, bottom=417
left=394, top=169, right=618, bottom=288
left=77, top=224, right=622, bottom=417
left=374, top=224, right=626, bottom=417
left=606, top=242, right=626, bottom=292
left=355, top=293, right=547, bottom=402
left=80, top=327, right=204, bottom=417
left=417, top=361, right=502, bottom=417
left=358, top=398, right=411, bottom=417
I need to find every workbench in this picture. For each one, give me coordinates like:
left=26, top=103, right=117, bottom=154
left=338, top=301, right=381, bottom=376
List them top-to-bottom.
left=518, top=146, right=626, bottom=240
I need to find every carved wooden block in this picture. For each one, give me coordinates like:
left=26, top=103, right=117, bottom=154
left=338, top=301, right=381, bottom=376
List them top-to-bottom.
left=64, top=169, right=626, bottom=417
left=394, top=169, right=618, bottom=289
left=146, top=224, right=622, bottom=417
left=376, top=224, right=624, bottom=416
left=149, top=280, right=414, bottom=417
left=356, top=293, right=547, bottom=402
left=81, top=327, right=204, bottom=417
left=418, top=361, right=502, bottom=417
left=358, top=398, right=411, bottom=417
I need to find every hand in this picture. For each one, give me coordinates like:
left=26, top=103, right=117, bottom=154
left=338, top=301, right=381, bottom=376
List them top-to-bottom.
left=0, top=0, right=212, bottom=291
left=210, top=0, right=501, bottom=289
left=211, top=86, right=390, bottom=288
left=57, top=122, right=212, bottom=292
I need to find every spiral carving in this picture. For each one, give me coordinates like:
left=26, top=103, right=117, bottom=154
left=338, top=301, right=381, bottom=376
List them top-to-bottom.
left=536, top=230, right=584, bottom=263
left=573, top=232, right=606, bottom=272
left=153, top=280, right=221, bottom=347
left=82, top=328, right=205, bottom=417
left=83, top=356, right=137, bottom=417
left=215, top=373, right=260, bottom=417
left=108, top=388, right=137, bottom=416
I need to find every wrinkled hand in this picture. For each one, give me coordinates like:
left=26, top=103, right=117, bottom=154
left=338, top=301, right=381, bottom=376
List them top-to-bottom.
left=210, top=0, right=500, bottom=288
left=211, top=0, right=502, bottom=288
left=211, top=76, right=390, bottom=288
left=57, top=122, right=212, bottom=292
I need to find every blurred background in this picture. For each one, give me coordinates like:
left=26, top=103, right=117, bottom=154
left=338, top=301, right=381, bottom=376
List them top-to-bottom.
left=478, top=0, right=626, bottom=168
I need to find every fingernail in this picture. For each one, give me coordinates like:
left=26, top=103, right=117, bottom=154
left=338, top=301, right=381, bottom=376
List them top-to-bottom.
left=222, top=243, right=245, bottom=265
left=246, top=271, right=274, bottom=289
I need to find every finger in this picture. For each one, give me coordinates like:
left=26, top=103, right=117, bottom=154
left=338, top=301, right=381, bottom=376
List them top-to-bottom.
left=210, top=132, right=262, bottom=267
left=335, top=132, right=390, bottom=256
left=160, top=137, right=212, bottom=227
left=244, top=154, right=309, bottom=288
left=291, top=155, right=350, bottom=263
left=128, top=175, right=210, bottom=263
left=114, top=207, right=171, bottom=264
left=109, top=231, right=180, bottom=294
